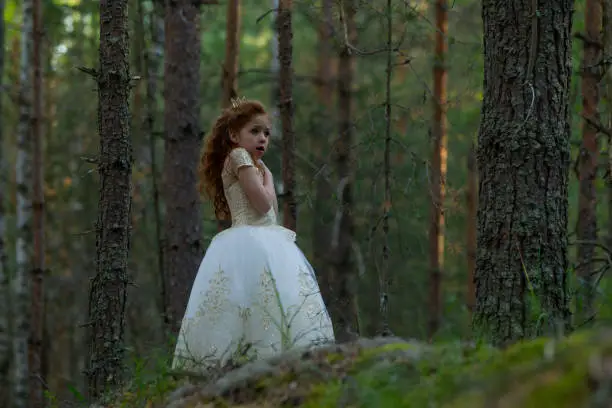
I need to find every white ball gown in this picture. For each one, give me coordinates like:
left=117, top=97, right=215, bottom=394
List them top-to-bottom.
left=172, top=147, right=335, bottom=371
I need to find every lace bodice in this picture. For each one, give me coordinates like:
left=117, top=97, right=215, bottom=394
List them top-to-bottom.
left=222, top=148, right=278, bottom=227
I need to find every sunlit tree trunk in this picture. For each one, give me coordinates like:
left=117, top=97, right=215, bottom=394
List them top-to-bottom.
left=14, top=0, right=33, bottom=405
left=86, top=0, right=132, bottom=397
left=163, top=0, right=203, bottom=336
left=428, top=0, right=448, bottom=341
left=474, top=0, right=573, bottom=346
left=576, top=0, right=602, bottom=321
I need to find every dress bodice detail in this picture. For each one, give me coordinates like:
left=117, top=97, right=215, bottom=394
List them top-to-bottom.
left=222, top=147, right=277, bottom=227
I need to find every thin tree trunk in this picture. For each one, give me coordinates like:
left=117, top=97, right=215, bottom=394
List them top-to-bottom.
left=0, top=0, right=9, bottom=402
left=14, top=0, right=33, bottom=405
left=29, top=0, right=45, bottom=404
left=85, top=0, right=131, bottom=397
left=141, top=0, right=167, bottom=335
left=163, top=0, right=203, bottom=336
left=218, top=0, right=241, bottom=232
left=222, top=0, right=240, bottom=107
left=278, top=0, right=296, bottom=231
left=312, top=0, right=334, bottom=306
left=330, top=0, right=360, bottom=342
left=378, top=0, right=393, bottom=336
left=428, top=0, right=448, bottom=341
left=474, top=0, right=573, bottom=346
left=576, top=0, right=602, bottom=321
left=466, top=141, right=477, bottom=320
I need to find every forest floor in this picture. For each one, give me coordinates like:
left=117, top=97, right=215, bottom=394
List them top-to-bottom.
left=102, top=328, right=612, bottom=407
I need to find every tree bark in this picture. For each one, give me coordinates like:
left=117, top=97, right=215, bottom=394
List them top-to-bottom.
left=0, top=0, right=9, bottom=402
left=14, top=0, right=33, bottom=405
left=30, top=0, right=45, bottom=404
left=86, top=0, right=132, bottom=397
left=141, top=0, right=167, bottom=335
left=163, top=0, right=203, bottom=336
left=218, top=0, right=241, bottom=232
left=222, top=0, right=240, bottom=107
left=278, top=0, right=296, bottom=231
left=312, top=0, right=335, bottom=308
left=330, top=0, right=360, bottom=342
left=428, top=0, right=448, bottom=341
left=474, top=0, right=573, bottom=346
left=576, top=0, right=602, bottom=321
left=604, top=0, right=612, bottom=289
left=466, top=142, right=477, bottom=319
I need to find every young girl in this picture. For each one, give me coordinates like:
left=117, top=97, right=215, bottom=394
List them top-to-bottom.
left=172, top=98, right=335, bottom=371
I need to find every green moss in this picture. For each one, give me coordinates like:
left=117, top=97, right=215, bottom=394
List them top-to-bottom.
left=108, top=329, right=612, bottom=407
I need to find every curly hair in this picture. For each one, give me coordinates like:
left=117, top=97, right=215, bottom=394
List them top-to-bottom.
left=199, top=99, right=268, bottom=220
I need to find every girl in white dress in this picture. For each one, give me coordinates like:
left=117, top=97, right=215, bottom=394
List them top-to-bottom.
left=172, top=98, right=335, bottom=371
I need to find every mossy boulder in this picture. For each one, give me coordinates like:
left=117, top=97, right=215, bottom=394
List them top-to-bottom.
left=109, top=329, right=612, bottom=407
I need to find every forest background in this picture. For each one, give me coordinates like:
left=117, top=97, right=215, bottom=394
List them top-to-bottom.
left=1, top=0, right=610, bottom=406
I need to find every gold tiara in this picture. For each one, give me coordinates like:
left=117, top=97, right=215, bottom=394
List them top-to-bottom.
left=230, top=96, right=247, bottom=109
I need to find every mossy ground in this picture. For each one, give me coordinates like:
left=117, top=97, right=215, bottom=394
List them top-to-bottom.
left=103, top=329, right=612, bottom=408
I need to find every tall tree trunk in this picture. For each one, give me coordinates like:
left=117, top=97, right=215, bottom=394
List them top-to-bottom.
left=0, top=0, right=9, bottom=402
left=14, top=0, right=33, bottom=405
left=29, top=0, right=45, bottom=404
left=86, top=0, right=132, bottom=397
left=141, top=0, right=167, bottom=335
left=163, top=0, right=203, bottom=336
left=218, top=0, right=241, bottom=232
left=222, top=0, right=240, bottom=107
left=278, top=0, right=296, bottom=231
left=312, top=0, right=334, bottom=306
left=330, top=0, right=360, bottom=342
left=378, top=0, right=393, bottom=336
left=428, top=0, right=448, bottom=341
left=474, top=0, right=573, bottom=346
left=576, top=0, right=602, bottom=321
left=604, top=0, right=612, bottom=275
left=466, top=141, right=477, bottom=320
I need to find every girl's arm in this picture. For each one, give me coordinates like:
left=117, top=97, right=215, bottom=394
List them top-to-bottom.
left=261, top=162, right=279, bottom=216
left=237, top=166, right=274, bottom=215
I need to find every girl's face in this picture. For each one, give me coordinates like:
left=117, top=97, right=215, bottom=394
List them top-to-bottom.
left=231, top=114, right=271, bottom=160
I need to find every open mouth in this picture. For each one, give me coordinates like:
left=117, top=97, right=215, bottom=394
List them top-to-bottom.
left=256, top=146, right=265, bottom=152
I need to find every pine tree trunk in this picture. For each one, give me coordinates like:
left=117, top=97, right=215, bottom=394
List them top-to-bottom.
left=0, top=0, right=9, bottom=402
left=14, top=0, right=33, bottom=405
left=29, top=0, right=45, bottom=404
left=86, top=0, right=132, bottom=397
left=141, top=0, right=167, bottom=335
left=163, top=0, right=203, bottom=336
left=218, top=0, right=241, bottom=232
left=222, top=0, right=240, bottom=107
left=278, top=0, right=296, bottom=231
left=312, top=0, right=335, bottom=306
left=330, top=0, right=360, bottom=342
left=428, top=0, right=448, bottom=341
left=474, top=0, right=573, bottom=346
left=576, top=0, right=602, bottom=321
left=604, top=0, right=612, bottom=276
left=466, top=142, right=477, bottom=319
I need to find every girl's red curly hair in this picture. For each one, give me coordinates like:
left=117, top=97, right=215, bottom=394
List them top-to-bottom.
left=199, top=99, right=268, bottom=221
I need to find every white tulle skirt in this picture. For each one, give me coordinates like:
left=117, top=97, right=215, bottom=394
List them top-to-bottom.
left=171, top=224, right=335, bottom=371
